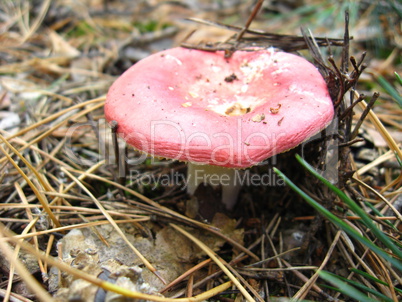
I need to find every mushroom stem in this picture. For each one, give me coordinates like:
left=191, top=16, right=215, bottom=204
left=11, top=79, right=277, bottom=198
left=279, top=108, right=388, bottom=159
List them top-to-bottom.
left=187, top=162, right=241, bottom=210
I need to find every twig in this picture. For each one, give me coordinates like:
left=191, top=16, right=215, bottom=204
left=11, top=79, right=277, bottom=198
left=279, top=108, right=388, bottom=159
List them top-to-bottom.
left=235, top=0, right=264, bottom=42
left=350, top=92, right=379, bottom=140
left=0, top=135, right=61, bottom=228
left=60, top=167, right=166, bottom=284
left=170, top=223, right=261, bottom=302
left=1, top=224, right=232, bottom=302
left=0, top=227, right=54, bottom=301
left=293, top=231, right=342, bottom=300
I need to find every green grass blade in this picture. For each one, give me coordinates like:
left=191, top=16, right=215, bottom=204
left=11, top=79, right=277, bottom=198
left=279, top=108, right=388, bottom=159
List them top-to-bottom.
left=395, top=72, right=402, bottom=85
left=376, top=74, right=402, bottom=108
left=394, top=150, right=402, bottom=167
left=294, top=154, right=402, bottom=260
left=273, top=166, right=402, bottom=271
left=363, top=201, right=395, bottom=230
left=349, top=268, right=388, bottom=285
left=350, top=268, right=402, bottom=294
left=319, top=271, right=379, bottom=302
left=327, top=271, right=393, bottom=302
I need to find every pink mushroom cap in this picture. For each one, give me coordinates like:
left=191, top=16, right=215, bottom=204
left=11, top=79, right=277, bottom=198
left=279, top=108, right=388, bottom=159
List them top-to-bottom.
left=105, top=47, right=334, bottom=168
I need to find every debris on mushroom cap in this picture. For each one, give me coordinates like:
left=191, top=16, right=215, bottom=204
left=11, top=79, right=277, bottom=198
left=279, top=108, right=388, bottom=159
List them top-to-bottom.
left=105, top=47, right=334, bottom=168
left=251, top=113, right=265, bottom=123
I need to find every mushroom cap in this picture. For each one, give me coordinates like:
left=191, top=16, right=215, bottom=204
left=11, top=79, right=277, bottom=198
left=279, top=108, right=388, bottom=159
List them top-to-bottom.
left=105, top=47, right=334, bottom=168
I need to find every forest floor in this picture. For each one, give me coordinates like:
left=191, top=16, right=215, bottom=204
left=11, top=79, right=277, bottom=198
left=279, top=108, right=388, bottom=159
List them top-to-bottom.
left=0, top=1, right=401, bottom=301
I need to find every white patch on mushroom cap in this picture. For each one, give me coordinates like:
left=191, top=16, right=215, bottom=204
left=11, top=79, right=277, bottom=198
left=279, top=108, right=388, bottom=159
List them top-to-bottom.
left=165, top=54, right=182, bottom=65
left=212, top=65, right=222, bottom=73
left=288, top=84, right=329, bottom=105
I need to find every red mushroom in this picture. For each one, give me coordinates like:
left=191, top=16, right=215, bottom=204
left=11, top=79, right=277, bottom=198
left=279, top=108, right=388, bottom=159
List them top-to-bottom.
left=105, top=47, right=334, bottom=209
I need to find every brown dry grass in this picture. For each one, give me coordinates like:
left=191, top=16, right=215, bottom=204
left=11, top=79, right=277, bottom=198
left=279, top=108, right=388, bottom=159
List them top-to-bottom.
left=0, top=1, right=401, bottom=301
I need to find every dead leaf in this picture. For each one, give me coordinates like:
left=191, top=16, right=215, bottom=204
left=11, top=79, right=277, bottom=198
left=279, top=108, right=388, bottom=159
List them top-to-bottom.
left=49, top=30, right=80, bottom=58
